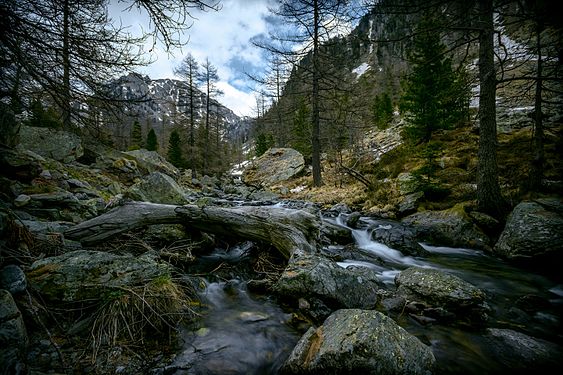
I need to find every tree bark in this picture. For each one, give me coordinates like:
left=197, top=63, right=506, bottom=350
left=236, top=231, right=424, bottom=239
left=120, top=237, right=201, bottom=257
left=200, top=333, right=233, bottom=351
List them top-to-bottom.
left=62, top=0, right=71, bottom=130
left=311, top=0, right=323, bottom=187
left=476, top=0, right=504, bottom=218
left=64, top=202, right=320, bottom=259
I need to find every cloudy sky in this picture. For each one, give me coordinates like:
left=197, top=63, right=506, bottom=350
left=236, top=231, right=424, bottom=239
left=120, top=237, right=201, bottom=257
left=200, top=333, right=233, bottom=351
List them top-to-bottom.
left=109, top=0, right=276, bottom=117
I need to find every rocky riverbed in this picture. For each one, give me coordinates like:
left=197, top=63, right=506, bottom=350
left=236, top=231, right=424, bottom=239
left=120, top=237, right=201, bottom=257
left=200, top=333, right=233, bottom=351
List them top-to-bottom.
left=1, top=128, right=562, bottom=374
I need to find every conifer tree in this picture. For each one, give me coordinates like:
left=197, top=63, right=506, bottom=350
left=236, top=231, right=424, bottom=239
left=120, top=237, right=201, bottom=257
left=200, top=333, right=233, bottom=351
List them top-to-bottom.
left=400, top=17, right=469, bottom=143
left=373, top=92, right=394, bottom=130
left=290, top=98, right=312, bottom=160
left=130, top=120, right=143, bottom=149
left=146, top=128, right=158, bottom=151
left=167, top=129, right=183, bottom=167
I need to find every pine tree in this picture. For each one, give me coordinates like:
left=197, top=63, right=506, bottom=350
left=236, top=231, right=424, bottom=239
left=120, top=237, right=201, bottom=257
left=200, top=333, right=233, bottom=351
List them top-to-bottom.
left=400, top=17, right=468, bottom=143
left=373, top=92, right=394, bottom=130
left=290, top=98, right=312, bottom=160
left=130, top=120, right=143, bottom=150
left=146, top=128, right=158, bottom=151
left=167, top=129, right=183, bottom=167
left=255, top=132, right=274, bottom=157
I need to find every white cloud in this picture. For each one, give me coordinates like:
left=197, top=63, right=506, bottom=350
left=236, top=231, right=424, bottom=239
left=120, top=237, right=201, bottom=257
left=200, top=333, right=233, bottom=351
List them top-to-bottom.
left=109, top=0, right=273, bottom=117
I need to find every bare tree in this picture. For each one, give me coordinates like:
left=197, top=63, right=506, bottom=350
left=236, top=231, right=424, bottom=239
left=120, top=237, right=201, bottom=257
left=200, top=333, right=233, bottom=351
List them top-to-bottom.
left=0, top=0, right=220, bottom=137
left=256, top=0, right=352, bottom=187
left=174, top=53, right=201, bottom=176
left=199, top=58, right=222, bottom=176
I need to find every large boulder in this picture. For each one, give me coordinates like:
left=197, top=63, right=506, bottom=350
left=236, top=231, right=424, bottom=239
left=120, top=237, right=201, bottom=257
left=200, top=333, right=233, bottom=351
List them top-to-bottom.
left=18, top=125, right=83, bottom=163
left=0, top=148, right=43, bottom=183
left=242, top=148, right=304, bottom=186
left=124, top=149, right=180, bottom=178
left=126, top=172, right=188, bottom=204
left=494, top=199, right=563, bottom=260
left=402, top=203, right=490, bottom=250
left=369, top=220, right=428, bottom=256
left=26, top=250, right=171, bottom=303
left=274, top=255, right=381, bottom=315
left=395, top=267, right=488, bottom=323
left=0, top=289, right=27, bottom=375
left=281, top=309, right=435, bottom=375
left=484, top=328, right=562, bottom=372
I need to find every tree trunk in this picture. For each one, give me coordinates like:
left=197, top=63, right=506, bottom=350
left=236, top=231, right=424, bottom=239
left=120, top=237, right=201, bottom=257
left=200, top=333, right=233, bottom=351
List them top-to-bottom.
left=62, top=0, right=71, bottom=130
left=311, top=0, right=323, bottom=187
left=476, top=0, right=504, bottom=218
left=64, top=202, right=320, bottom=259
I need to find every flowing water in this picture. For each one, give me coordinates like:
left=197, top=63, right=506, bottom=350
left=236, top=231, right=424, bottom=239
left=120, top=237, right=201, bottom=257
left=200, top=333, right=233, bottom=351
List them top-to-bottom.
left=167, top=213, right=562, bottom=374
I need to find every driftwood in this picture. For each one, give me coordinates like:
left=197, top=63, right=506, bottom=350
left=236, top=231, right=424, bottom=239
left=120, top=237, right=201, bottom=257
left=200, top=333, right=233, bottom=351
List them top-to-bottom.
left=64, top=201, right=320, bottom=258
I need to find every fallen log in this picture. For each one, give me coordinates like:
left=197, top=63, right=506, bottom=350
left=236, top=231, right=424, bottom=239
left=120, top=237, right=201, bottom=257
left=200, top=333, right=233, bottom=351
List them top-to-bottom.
left=64, top=201, right=320, bottom=258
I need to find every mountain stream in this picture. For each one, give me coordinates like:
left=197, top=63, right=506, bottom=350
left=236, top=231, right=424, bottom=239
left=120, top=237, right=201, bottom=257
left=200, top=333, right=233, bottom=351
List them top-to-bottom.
left=164, top=212, right=562, bottom=374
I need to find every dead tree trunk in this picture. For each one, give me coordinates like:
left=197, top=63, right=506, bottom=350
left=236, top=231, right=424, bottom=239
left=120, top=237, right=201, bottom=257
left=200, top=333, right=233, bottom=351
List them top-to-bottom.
left=64, top=202, right=320, bottom=259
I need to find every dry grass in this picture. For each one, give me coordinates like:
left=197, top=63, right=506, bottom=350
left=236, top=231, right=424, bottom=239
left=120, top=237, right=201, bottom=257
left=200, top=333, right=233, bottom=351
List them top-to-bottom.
left=89, top=274, right=198, bottom=361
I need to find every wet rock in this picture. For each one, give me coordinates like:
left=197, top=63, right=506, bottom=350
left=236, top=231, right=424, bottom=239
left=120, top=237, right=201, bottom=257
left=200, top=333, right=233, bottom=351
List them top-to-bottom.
left=18, top=125, right=83, bottom=163
left=243, top=148, right=304, bottom=186
left=126, top=172, right=188, bottom=205
left=494, top=200, right=563, bottom=260
left=328, top=203, right=352, bottom=215
left=402, top=203, right=490, bottom=250
left=345, top=212, right=362, bottom=228
left=321, top=220, right=353, bottom=245
left=369, top=220, right=429, bottom=256
left=144, top=224, right=188, bottom=244
left=26, top=250, right=171, bottom=303
left=274, top=255, right=381, bottom=314
left=0, top=265, right=27, bottom=294
left=395, top=267, right=487, bottom=322
left=0, top=289, right=27, bottom=375
left=380, top=295, right=407, bottom=312
left=281, top=309, right=435, bottom=375
left=484, top=328, right=562, bottom=371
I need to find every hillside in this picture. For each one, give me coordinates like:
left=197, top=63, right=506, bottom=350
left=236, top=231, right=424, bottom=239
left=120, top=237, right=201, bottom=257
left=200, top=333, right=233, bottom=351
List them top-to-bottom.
left=253, top=1, right=563, bottom=216
left=104, top=72, right=252, bottom=151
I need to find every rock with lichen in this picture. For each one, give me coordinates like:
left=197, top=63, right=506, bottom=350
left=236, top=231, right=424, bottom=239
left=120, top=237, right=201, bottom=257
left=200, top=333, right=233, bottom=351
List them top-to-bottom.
left=395, top=267, right=488, bottom=323
left=281, top=309, right=435, bottom=374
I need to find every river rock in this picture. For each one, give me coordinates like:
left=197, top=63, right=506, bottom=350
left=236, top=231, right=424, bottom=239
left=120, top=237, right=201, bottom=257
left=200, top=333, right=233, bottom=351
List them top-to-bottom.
left=18, top=125, right=83, bottom=163
left=242, top=148, right=304, bottom=186
left=124, top=149, right=180, bottom=178
left=126, top=172, right=188, bottom=204
left=494, top=200, right=563, bottom=260
left=402, top=203, right=490, bottom=250
left=321, top=220, right=353, bottom=245
left=369, top=220, right=428, bottom=256
left=26, top=250, right=171, bottom=303
left=274, top=255, right=380, bottom=314
left=0, top=265, right=27, bottom=294
left=395, top=267, right=487, bottom=322
left=0, top=289, right=27, bottom=375
left=281, top=309, right=435, bottom=374
left=484, top=328, right=562, bottom=371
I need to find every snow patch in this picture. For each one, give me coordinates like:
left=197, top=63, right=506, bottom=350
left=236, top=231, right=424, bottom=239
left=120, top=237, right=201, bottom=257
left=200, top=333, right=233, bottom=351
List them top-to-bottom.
left=352, top=63, right=370, bottom=78
left=290, top=185, right=306, bottom=193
